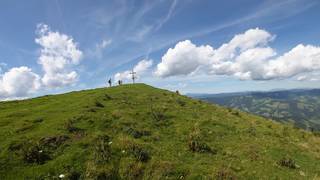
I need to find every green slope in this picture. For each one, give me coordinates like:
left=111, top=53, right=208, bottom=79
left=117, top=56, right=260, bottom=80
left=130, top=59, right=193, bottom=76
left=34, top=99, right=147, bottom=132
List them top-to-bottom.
left=0, top=84, right=320, bottom=179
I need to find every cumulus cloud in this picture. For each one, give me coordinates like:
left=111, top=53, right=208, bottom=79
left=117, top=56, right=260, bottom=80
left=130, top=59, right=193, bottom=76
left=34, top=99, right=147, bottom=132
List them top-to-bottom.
left=35, top=23, right=83, bottom=88
left=0, top=24, right=83, bottom=100
left=154, top=28, right=320, bottom=81
left=154, top=40, right=214, bottom=77
left=114, top=59, right=153, bottom=82
left=0, top=67, right=41, bottom=99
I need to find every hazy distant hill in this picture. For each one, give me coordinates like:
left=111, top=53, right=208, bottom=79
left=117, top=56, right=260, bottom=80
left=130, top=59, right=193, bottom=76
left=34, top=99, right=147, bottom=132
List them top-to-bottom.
left=1, top=84, right=320, bottom=179
left=196, top=89, right=320, bottom=131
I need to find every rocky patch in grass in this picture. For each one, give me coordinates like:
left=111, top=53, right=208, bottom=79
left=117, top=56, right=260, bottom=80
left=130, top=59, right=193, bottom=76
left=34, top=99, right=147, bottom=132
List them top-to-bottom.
left=64, top=119, right=85, bottom=136
left=124, top=127, right=151, bottom=139
left=9, top=135, right=69, bottom=165
left=277, top=156, right=298, bottom=169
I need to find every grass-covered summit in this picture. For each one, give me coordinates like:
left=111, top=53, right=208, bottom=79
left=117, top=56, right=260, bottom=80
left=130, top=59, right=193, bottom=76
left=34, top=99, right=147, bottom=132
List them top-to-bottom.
left=0, top=84, right=320, bottom=179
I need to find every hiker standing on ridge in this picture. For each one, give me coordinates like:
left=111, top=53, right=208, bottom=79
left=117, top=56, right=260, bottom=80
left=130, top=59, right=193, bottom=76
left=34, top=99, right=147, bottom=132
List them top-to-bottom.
left=108, top=78, right=112, bottom=87
left=118, top=80, right=122, bottom=85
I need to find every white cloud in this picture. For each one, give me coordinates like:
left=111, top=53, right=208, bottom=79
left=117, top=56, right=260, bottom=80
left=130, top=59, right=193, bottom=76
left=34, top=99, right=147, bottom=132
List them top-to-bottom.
left=35, top=23, right=83, bottom=88
left=0, top=24, right=84, bottom=100
left=155, top=28, right=320, bottom=81
left=86, top=39, right=112, bottom=59
left=100, top=39, right=112, bottom=49
left=154, top=40, right=214, bottom=77
left=264, top=44, right=320, bottom=80
left=114, top=59, right=153, bottom=82
left=133, top=59, right=153, bottom=74
left=0, top=67, right=41, bottom=99
left=296, top=72, right=320, bottom=82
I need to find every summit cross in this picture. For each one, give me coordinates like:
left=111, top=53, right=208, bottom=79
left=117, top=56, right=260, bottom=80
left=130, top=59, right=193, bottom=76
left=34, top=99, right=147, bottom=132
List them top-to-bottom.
left=130, top=70, right=137, bottom=84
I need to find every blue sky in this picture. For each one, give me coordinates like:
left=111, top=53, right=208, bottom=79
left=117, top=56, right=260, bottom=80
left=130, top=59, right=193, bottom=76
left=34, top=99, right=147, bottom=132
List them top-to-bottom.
left=0, top=0, right=320, bottom=100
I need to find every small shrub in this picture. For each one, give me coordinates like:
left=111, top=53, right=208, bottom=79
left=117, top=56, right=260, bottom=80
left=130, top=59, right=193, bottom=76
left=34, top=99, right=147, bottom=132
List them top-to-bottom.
left=104, top=94, right=112, bottom=100
left=177, top=99, right=186, bottom=107
left=95, top=101, right=104, bottom=108
left=150, top=106, right=167, bottom=122
left=88, top=107, right=97, bottom=112
left=111, top=111, right=122, bottom=119
left=231, top=111, right=240, bottom=116
left=33, top=118, right=44, bottom=123
left=65, top=119, right=84, bottom=133
left=16, top=124, right=35, bottom=133
left=267, top=124, right=273, bottom=129
left=247, top=126, right=256, bottom=136
left=282, top=126, right=290, bottom=137
left=125, top=127, right=151, bottom=138
left=188, top=127, right=215, bottom=154
left=312, top=131, right=320, bottom=137
left=11, top=135, right=69, bottom=165
left=40, top=135, right=69, bottom=149
left=93, top=135, right=112, bottom=164
left=120, top=138, right=150, bottom=162
left=188, top=138, right=212, bottom=153
left=8, top=140, right=23, bottom=152
left=21, top=142, right=51, bottom=164
left=247, top=145, right=260, bottom=161
left=133, top=148, right=150, bottom=162
left=278, top=157, right=297, bottom=169
left=85, top=161, right=119, bottom=180
left=147, top=161, right=188, bottom=179
left=123, top=162, right=144, bottom=180
left=215, top=168, right=237, bottom=180
left=67, top=170, right=81, bottom=180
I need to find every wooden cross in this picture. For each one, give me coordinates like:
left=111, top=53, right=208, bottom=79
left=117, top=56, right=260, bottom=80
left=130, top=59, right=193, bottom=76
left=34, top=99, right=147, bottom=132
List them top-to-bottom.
left=130, top=70, right=137, bottom=84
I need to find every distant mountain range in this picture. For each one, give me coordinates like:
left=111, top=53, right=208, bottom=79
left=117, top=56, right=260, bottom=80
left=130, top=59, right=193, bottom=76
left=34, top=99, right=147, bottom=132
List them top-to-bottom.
left=191, top=89, right=320, bottom=131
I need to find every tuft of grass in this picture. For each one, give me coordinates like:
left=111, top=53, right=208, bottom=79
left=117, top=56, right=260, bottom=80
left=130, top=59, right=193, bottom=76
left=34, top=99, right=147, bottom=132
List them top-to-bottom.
left=177, top=99, right=187, bottom=107
left=95, top=101, right=105, bottom=108
left=188, top=126, right=215, bottom=154
left=124, top=127, right=151, bottom=139
left=93, top=135, right=112, bottom=164
left=215, top=168, right=237, bottom=180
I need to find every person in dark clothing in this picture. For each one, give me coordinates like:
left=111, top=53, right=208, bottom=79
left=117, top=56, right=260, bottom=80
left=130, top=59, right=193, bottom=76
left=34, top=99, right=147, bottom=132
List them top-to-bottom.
left=108, top=78, right=112, bottom=87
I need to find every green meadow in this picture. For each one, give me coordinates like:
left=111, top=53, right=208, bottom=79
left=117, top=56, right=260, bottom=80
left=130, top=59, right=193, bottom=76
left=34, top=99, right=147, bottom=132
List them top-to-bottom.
left=0, top=84, right=320, bottom=179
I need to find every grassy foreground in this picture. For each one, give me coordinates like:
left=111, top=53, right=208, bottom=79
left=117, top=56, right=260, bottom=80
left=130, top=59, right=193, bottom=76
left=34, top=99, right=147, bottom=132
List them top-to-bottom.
left=0, top=84, right=320, bottom=179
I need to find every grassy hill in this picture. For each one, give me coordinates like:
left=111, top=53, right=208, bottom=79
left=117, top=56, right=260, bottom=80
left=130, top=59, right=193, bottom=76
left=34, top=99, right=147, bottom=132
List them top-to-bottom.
left=0, top=84, right=320, bottom=179
left=197, top=89, right=320, bottom=131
